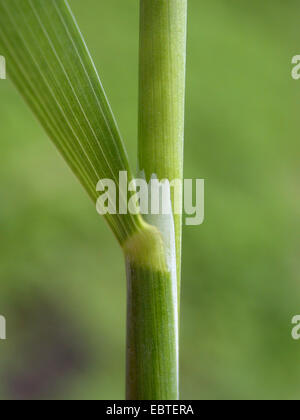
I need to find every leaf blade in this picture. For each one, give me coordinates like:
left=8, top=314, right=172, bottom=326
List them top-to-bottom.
left=0, top=0, right=142, bottom=244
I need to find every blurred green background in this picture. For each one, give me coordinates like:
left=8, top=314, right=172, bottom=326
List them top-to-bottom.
left=0, top=0, right=300, bottom=400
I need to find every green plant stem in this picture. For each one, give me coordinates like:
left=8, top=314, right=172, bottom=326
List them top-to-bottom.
left=124, top=0, right=187, bottom=401
left=138, top=0, right=187, bottom=306
left=124, top=224, right=178, bottom=400
left=125, top=265, right=178, bottom=400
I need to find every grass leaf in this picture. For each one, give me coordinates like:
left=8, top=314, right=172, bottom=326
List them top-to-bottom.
left=0, top=0, right=142, bottom=244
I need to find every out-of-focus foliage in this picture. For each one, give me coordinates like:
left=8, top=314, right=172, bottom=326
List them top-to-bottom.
left=0, top=0, right=299, bottom=400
